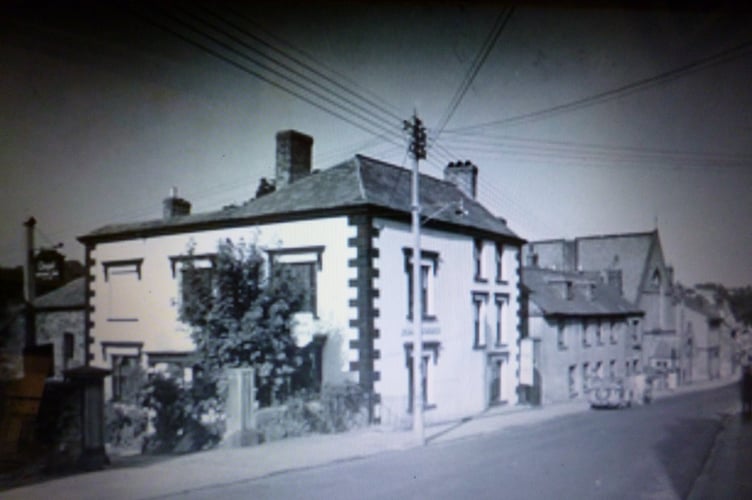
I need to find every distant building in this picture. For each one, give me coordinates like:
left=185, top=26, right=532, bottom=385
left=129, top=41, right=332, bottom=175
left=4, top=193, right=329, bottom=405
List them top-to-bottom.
left=78, top=130, right=526, bottom=425
left=524, top=230, right=680, bottom=388
left=523, top=266, right=643, bottom=404
left=33, top=277, right=86, bottom=378
left=675, top=285, right=739, bottom=383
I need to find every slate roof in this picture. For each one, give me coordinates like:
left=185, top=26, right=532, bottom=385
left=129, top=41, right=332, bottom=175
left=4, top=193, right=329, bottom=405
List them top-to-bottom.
left=80, top=155, right=522, bottom=244
left=528, top=230, right=660, bottom=304
left=523, top=266, right=643, bottom=318
left=32, top=277, right=86, bottom=309
left=680, top=292, right=722, bottom=320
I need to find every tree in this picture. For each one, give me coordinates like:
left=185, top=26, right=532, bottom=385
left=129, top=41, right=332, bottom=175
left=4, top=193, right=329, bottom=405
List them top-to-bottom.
left=180, top=238, right=305, bottom=406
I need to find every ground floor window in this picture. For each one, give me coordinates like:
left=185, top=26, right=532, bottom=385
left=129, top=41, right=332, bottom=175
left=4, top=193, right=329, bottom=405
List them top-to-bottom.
left=63, top=332, right=75, bottom=370
left=405, top=342, right=439, bottom=413
left=112, top=354, right=140, bottom=401
left=488, top=357, right=505, bottom=405
left=582, top=362, right=590, bottom=392
left=568, top=365, right=577, bottom=397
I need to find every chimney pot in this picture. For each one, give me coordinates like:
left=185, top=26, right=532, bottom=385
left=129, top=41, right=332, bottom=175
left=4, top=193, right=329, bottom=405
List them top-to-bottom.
left=444, top=160, right=478, bottom=199
left=163, top=188, right=191, bottom=219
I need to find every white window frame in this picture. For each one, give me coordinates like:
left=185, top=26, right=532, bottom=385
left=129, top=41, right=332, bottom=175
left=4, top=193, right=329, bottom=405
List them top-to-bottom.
left=268, top=246, right=324, bottom=318
left=403, top=249, right=439, bottom=321
left=103, top=259, right=143, bottom=322
left=472, top=292, right=489, bottom=349
left=494, top=294, right=509, bottom=346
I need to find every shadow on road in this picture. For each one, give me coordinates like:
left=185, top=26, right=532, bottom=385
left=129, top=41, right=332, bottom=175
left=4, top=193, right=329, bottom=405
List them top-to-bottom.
left=653, top=415, right=725, bottom=499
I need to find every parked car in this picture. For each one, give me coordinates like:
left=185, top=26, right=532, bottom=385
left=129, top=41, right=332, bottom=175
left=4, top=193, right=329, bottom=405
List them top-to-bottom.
left=589, top=377, right=632, bottom=409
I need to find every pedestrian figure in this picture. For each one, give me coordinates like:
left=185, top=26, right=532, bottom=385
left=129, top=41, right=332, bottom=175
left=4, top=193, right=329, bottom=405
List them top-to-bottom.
left=741, top=365, right=752, bottom=419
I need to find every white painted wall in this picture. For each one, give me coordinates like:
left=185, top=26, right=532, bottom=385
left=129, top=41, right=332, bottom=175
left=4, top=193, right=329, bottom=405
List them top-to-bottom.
left=89, top=216, right=357, bottom=398
left=372, top=218, right=521, bottom=426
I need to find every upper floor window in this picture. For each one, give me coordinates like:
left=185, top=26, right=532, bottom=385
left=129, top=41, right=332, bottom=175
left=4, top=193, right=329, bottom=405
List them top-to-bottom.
left=474, top=239, right=486, bottom=282
left=495, top=243, right=504, bottom=282
left=268, top=246, right=324, bottom=317
left=403, top=249, right=439, bottom=321
left=171, top=253, right=215, bottom=321
left=103, top=259, right=143, bottom=322
left=408, top=264, right=430, bottom=320
left=651, top=269, right=662, bottom=288
left=472, top=292, right=489, bottom=349
left=494, top=294, right=509, bottom=346
left=557, top=319, right=566, bottom=349
left=582, top=320, right=590, bottom=347
left=596, top=320, right=603, bottom=345
left=609, top=320, right=618, bottom=344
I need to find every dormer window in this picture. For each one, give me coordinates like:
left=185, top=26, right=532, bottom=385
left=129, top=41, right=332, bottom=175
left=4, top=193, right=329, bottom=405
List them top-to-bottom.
left=566, top=281, right=574, bottom=301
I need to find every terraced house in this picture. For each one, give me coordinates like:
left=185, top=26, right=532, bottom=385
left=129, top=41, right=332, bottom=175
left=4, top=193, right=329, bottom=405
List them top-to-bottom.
left=78, top=130, right=525, bottom=426
left=522, top=266, right=644, bottom=405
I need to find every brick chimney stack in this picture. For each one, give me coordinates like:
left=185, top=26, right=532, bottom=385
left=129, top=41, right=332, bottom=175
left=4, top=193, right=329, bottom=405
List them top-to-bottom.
left=275, top=130, right=313, bottom=189
left=444, top=161, right=478, bottom=199
left=163, top=187, right=191, bottom=219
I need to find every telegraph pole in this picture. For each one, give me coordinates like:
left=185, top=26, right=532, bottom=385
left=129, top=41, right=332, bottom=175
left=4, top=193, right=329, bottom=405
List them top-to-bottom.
left=404, top=112, right=427, bottom=445
left=23, top=217, right=37, bottom=348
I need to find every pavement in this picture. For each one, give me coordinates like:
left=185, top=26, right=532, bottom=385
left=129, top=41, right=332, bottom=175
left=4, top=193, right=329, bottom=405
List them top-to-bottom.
left=0, top=376, right=742, bottom=500
left=687, top=406, right=752, bottom=499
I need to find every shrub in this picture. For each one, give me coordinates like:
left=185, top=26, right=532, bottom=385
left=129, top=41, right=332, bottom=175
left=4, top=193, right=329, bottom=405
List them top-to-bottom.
left=141, top=373, right=223, bottom=454
left=303, top=382, right=370, bottom=434
left=105, top=402, right=148, bottom=449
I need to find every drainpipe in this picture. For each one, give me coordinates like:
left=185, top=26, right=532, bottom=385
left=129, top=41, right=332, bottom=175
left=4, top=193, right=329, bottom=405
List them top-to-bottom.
left=23, top=217, right=36, bottom=348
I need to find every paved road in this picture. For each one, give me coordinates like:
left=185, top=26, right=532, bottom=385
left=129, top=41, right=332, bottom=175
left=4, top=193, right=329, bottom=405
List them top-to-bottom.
left=163, top=384, right=737, bottom=500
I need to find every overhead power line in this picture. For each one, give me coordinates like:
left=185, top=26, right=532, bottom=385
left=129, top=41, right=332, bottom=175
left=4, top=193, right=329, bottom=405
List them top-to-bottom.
left=199, top=4, right=404, bottom=124
left=130, top=6, right=405, bottom=148
left=431, top=7, right=515, bottom=144
left=446, top=37, right=752, bottom=133
left=440, top=134, right=752, bottom=171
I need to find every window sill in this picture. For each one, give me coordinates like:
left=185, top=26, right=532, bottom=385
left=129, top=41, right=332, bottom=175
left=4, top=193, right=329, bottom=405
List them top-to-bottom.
left=474, top=277, right=489, bottom=284
left=495, top=279, right=508, bottom=286
left=406, top=315, right=438, bottom=322
left=107, top=318, right=139, bottom=323
left=473, top=343, right=487, bottom=351
left=558, top=344, right=568, bottom=351
left=408, top=403, right=437, bottom=414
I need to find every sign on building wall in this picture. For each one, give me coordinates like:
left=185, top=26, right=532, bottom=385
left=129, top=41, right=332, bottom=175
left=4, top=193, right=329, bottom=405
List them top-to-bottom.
left=34, top=249, right=64, bottom=295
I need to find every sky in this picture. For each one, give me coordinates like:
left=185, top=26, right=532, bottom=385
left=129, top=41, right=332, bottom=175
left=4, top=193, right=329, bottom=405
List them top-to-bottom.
left=1, top=1, right=751, bottom=288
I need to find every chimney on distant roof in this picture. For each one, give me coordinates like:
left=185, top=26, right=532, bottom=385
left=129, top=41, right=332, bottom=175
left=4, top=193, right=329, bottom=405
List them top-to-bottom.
left=275, top=130, right=313, bottom=189
left=444, top=161, right=478, bottom=199
left=163, top=186, right=191, bottom=219
left=605, top=269, right=623, bottom=296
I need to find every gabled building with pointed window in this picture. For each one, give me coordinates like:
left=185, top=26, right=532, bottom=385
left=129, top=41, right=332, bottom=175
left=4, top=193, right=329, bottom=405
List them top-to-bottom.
left=78, top=131, right=525, bottom=425
left=524, top=230, right=680, bottom=389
